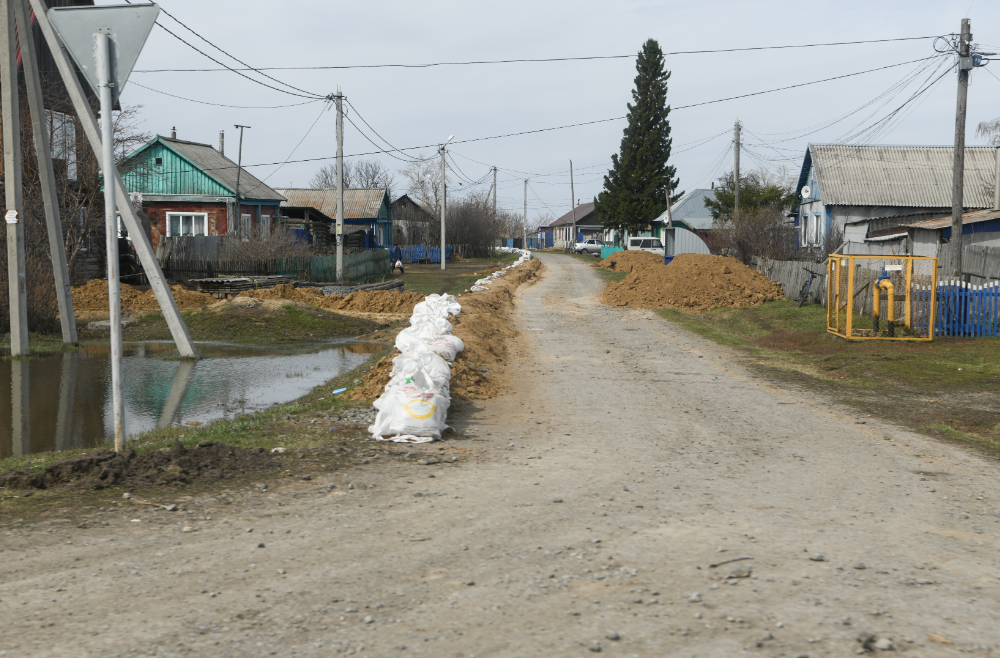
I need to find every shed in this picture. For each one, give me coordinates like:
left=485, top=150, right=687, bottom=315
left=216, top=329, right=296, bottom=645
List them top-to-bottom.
left=275, top=188, right=393, bottom=248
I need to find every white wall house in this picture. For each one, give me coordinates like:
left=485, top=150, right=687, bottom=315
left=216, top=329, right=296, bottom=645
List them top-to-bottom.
left=795, top=144, right=999, bottom=251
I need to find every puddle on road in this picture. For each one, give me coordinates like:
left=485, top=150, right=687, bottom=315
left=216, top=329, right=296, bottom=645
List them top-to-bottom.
left=1, top=341, right=382, bottom=458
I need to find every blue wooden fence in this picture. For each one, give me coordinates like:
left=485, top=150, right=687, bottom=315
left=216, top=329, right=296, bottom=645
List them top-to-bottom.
left=400, top=245, right=454, bottom=263
left=935, top=280, right=1000, bottom=337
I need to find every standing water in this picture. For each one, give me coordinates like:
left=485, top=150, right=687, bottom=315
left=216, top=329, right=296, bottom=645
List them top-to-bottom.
left=0, top=341, right=381, bottom=458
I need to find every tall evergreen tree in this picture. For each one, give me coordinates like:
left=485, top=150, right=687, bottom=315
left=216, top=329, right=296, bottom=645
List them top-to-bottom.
left=594, top=39, right=680, bottom=238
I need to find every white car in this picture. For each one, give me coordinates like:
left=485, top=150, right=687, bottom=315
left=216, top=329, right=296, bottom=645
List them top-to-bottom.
left=626, top=237, right=665, bottom=255
left=574, top=239, right=607, bottom=255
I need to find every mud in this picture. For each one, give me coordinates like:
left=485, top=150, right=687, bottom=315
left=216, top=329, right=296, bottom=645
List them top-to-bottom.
left=595, top=249, right=664, bottom=271
left=601, top=252, right=784, bottom=311
left=351, top=258, right=543, bottom=401
left=72, top=280, right=215, bottom=311
left=239, top=285, right=424, bottom=315
left=0, top=440, right=276, bottom=491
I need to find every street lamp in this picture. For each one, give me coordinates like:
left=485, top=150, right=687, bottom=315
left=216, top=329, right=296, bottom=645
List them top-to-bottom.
left=439, top=135, right=454, bottom=270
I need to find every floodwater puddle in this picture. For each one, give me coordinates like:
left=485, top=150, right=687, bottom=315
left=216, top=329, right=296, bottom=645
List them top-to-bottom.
left=0, top=340, right=382, bottom=457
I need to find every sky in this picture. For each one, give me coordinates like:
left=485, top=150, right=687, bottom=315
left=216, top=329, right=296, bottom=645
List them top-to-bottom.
left=105, top=0, right=1000, bottom=225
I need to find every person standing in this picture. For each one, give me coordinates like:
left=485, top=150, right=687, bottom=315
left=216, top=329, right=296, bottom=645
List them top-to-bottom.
left=392, top=244, right=404, bottom=275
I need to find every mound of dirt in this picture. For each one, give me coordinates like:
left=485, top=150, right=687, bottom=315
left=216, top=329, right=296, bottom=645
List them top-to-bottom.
left=596, top=250, right=664, bottom=271
left=601, top=253, right=784, bottom=312
left=351, top=258, right=543, bottom=401
left=72, top=280, right=214, bottom=311
left=239, top=283, right=326, bottom=304
left=330, top=290, right=425, bottom=314
left=0, top=440, right=277, bottom=492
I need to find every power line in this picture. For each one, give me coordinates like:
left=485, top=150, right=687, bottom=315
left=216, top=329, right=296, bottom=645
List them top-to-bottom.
left=133, top=35, right=943, bottom=73
left=129, top=81, right=323, bottom=109
left=344, top=99, right=424, bottom=162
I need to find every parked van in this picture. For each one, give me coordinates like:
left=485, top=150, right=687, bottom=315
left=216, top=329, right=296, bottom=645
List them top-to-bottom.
left=626, top=236, right=664, bottom=255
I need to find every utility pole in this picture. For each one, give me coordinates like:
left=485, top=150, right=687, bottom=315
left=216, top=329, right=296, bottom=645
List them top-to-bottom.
left=2, top=0, right=27, bottom=356
left=14, top=0, right=76, bottom=345
left=951, top=18, right=973, bottom=279
left=96, top=29, right=126, bottom=450
left=335, top=88, right=344, bottom=281
left=734, top=118, right=741, bottom=221
left=234, top=125, right=250, bottom=239
left=440, top=136, right=453, bottom=269
left=994, top=147, right=1000, bottom=211
left=569, top=160, right=576, bottom=252
left=493, top=166, right=497, bottom=221
left=523, top=180, right=528, bottom=251
left=665, top=180, right=674, bottom=229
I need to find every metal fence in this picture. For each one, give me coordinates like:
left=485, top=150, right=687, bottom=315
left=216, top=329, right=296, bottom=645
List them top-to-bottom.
left=399, top=245, right=454, bottom=263
left=827, top=256, right=938, bottom=341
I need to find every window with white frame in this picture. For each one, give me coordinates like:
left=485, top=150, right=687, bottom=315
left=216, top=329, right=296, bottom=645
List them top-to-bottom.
left=166, top=213, right=208, bottom=237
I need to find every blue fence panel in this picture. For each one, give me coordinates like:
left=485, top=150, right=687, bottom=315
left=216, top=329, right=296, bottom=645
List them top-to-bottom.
left=399, top=245, right=454, bottom=263
left=600, top=246, right=624, bottom=259
left=935, top=280, right=1000, bottom=337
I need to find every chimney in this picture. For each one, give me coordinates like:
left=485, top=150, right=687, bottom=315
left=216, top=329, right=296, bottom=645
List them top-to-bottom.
left=171, top=126, right=177, bottom=139
left=219, top=130, right=225, bottom=155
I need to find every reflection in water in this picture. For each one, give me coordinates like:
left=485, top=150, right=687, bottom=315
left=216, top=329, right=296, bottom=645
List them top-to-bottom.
left=1, top=341, right=381, bottom=458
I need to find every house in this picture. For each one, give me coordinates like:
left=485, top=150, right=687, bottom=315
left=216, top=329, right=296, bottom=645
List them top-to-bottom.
left=122, top=133, right=285, bottom=248
left=796, top=144, right=998, bottom=250
left=274, top=188, right=393, bottom=248
left=651, top=188, right=717, bottom=233
left=390, top=194, right=435, bottom=246
left=550, top=202, right=601, bottom=246
left=845, top=208, right=1000, bottom=259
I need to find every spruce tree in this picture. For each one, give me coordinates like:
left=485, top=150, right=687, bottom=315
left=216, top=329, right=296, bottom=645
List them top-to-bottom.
left=594, top=39, right=679, bottom=239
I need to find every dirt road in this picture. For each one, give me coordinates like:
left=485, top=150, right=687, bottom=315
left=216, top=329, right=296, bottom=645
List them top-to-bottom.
left=3, top=253, right=998, bottom=657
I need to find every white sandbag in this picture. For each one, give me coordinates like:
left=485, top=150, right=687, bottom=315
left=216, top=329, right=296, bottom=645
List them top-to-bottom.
left=470, top=285, right=488, bottom=292
left=428, top=334, right=464, bottom=362
left=389, top=351, right=452, bottom=390
left=369, top=385, right=449, bottom=443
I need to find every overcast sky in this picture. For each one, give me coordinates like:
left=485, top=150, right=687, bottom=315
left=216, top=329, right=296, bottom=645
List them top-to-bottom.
left=107, top=0, right=1000, bottom=224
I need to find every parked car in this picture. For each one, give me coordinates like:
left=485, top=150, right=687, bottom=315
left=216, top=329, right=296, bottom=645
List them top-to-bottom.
left=626, top=236, right=665, bottom=255
left=575, top=239, right=607, bottom=255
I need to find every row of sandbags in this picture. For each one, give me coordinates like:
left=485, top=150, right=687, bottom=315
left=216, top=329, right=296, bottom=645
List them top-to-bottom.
left=368, top=250, right=532, bottom=443
left=469, top=250, right=533, bottom=292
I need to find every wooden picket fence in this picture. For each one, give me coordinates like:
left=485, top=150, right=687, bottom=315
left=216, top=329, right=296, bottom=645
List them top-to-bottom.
left=935, top=279, right=1000, bottom=337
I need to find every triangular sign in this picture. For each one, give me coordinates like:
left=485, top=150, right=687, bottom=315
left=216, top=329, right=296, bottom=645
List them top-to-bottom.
left=47, top=3, right=160, bottom=105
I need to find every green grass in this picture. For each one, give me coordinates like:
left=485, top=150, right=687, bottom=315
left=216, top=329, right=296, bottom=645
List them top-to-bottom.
left=377, top=254, right=520, bottom=296
left=656, top=300, right=1000, bottom=456
left=103, top=304, right=378, bottom=345
left=0, top=334, right=81, bottom=359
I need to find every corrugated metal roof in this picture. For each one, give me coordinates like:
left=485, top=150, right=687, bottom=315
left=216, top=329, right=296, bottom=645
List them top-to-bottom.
left=158, top=136, right=285, bottom=202
left=807, top=144, right=998, bottom=208
left=274, top=188, right=389, bottom=220
left=653, top=189, right=717, bottom=229
left=550, top=201, right=596, bottom=227
left=909, top=208, right=1000, bottom=230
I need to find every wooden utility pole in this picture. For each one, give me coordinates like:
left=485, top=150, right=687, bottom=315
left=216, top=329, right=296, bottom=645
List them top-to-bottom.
left=2, top=0, right=28, bottom=356
left=14, top=0, right=76, bottom=345
left=950, top=18, right=972, bottom=279
left=335, top=88, right=344, bottom=281
left=733, top=118, right=741, bottom=221
left=234, top=125, right=250, bottom=238
left=440, top=144, right=447, bottom=269
left=493, top=167, right=497, bottom=221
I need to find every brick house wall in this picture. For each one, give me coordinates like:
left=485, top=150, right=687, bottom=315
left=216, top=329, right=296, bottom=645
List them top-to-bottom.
left=144, top=201, right=228, bottom=249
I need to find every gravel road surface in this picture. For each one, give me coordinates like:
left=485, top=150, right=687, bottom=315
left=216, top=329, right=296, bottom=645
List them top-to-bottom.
left=2, top=252, right=998, bottom=658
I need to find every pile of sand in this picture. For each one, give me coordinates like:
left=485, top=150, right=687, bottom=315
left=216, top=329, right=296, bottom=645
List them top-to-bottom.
left=595, top=250, right=664, bottom=271
left=601, top=253, right=784, bottom=312
left=351, top=258, right=543, bottom=401
left=72, top=280, right=214, bottom=311
left=239, top=285, right=424, bottom=315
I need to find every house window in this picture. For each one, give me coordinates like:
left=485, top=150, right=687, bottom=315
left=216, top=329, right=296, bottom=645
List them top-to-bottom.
left=155, top=157, right=163, bottom=166
left=166, top=212, right=208, bottom=237
left=241, top=213, right=252, bottom=241
left=259, top=214, right=271, bottom=238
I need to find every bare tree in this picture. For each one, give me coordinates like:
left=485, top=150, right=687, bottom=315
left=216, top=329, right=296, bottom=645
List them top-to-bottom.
left=977, top=118, right=1000, bottom=146
left=398, top=154, right=449, bottom=218
left=309, top=158, right=394, bottom=197
left=309, top=162, right=350, bottom=189
left=219, top=225, right=312, bottom=260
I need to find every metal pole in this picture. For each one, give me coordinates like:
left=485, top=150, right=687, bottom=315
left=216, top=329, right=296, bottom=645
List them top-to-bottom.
left=1, top=0, right=27, bottom=356
left=15, top=0, right=76, bottom=344
left=29, top=0, right=198, bottom=359
left=951, top=18, right=972, bottom=279
left=97, top=31, right=125, bottom=451
left=336, top=88, right=344, bottom=281
left=734, top=118, right=741, bottom=221
left=234, top=125, right=249, bottom=238
left=440, top=146, right=447, bottom=269
left=993, top=147, right=999, bottom=211
left=569, top=160, right=576, bottom=251
left=493, top=166, right=497, bottom=221
left=523, top=180, right=528, bottom=251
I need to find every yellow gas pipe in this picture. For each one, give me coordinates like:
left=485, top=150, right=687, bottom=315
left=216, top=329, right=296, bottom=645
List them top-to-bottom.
left=873, top=277, right=895, bottom=335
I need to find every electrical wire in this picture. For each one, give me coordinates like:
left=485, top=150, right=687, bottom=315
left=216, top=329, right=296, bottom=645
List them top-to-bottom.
left=133, top=35, right=943, bottom=73
left=129, top=81, right=323, bottom=109
left=344, top=99, right=425, bottom=162
left=245, top=100, right=333, bottom=196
